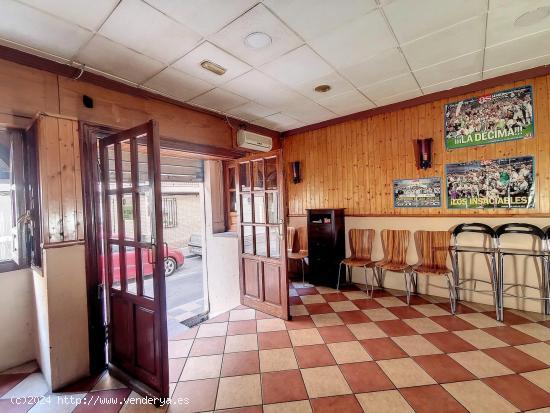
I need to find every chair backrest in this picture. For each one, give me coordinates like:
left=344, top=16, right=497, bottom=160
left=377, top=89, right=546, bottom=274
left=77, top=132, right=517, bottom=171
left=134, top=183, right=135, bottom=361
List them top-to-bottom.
left=452, top=223, right=496, bottom=247
left=495, top=223, right=546, bottom=250
left=287, top=226, right=298, bottom=253
left=349, top=229, right=375, bottom=260
left=380, top=229, right=410, bottom=265
left=415, top=230, right=451, bottom=270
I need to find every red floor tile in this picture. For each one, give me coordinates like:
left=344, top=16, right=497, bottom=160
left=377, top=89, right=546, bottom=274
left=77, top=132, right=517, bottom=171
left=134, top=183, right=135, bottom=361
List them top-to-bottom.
left=296, top=287, right=319, bottom=296
left=371, top=289, right=393, bottom=298
left=322, top=293, right=349, bottom=302
left=397, top=295, right=431, bottom=305
left=289, top=296, right=302, bottom=305
left=352, top=299, right=383, bottom=310
left=436, top=302, right=477, bottom=314
left=305, top=303, right=334, bottom=314
left=388, top=306, right=424, bottom=319
left=338, top=310, right=372, bottom=324
left=487, top=310, right=531, bottom=325
left=256, top=311, right=275, bottom=320
left=285, top=315, right=316, bottom=330
left=430, top=315, right=476, bottom=331
left=227, top=320, right=257, bottom=335
left=376, top=320, right=418, bottom=337
left=317, top=325, right=356, bottom=343
left=483, top=326, right=539, bottom=346
left=258, top=331, right=292, bottom=350
left=423, top=332, right=477, bottom=353
left=189, top=336, right=226, bottom=356
left=360, top=337, right=408, bottom=360
left=294, top=344, right=336, bottom=368
left=483, top=346, right=548, bottom=373
left=221, top=351, right=260, bottom=377
left=414, top=354, right=476, bottom=383
left=169, top=358, right=186, bottom=382
left=339, top=361, right=394, bottom=393
left=261, top=370, right=308, bottom=404
left=0, top=373, right=30, bottom=397
left=56, top=373, right=103, bottom=393
left=484, top=374, right=550, bottom=411
left=169, top=379, right=218, bottom=413
left=400, top=385, right=468, bottom=413
left=75, top=389, right=132, bottom=413
left=310, top=395, right=363, bottom=413
left=0, top=399, right=35, bottom=413
left=216, top=407, right=263, bottom=413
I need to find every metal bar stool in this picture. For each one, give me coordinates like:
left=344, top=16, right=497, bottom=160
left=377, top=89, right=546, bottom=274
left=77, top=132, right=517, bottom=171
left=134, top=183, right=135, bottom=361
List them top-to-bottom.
left=450, top=223, right=499, bottom=319
left=495, top=223, right=549, bottom=321
left=287, top=226, right=308, bottom=286
left=336, top=229, right=376, bottom=297
left=375, top=229, right=413, bottom=303
left=411, top=231, right=456, bottom=313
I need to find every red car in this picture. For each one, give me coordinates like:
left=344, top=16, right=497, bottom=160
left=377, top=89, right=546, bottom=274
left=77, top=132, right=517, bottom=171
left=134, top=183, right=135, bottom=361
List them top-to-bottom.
left=103, top=244, right=184, bottom=282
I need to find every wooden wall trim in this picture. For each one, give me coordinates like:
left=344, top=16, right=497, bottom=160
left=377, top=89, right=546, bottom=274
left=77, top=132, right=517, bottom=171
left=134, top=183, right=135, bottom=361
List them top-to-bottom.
left=284, top=64, right=550, bottom=137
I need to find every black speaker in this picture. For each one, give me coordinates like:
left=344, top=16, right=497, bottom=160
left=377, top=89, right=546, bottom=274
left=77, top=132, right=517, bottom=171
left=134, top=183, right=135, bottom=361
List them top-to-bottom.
left=83, top=95, right=94, bottom=109
left=292, top=161, right=301, bottom=184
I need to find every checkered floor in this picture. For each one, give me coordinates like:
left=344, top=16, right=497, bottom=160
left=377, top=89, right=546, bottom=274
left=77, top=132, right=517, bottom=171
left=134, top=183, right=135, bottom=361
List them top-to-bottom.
left=3, top=282, right=550, bottom=412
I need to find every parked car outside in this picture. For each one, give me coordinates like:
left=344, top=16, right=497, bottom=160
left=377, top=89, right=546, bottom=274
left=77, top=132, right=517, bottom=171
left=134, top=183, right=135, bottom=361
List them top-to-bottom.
left=188, top=234, right=202, bottom=256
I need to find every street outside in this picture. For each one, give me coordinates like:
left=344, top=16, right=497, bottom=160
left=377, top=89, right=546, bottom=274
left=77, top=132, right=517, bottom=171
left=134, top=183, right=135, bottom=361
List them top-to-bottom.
left=166, top=255, right=204, bottom=313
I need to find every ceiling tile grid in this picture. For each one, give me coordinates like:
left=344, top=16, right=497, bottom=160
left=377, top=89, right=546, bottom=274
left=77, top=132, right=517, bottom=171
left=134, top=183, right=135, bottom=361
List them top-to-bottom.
left=2, top=0, right=550, bottom=131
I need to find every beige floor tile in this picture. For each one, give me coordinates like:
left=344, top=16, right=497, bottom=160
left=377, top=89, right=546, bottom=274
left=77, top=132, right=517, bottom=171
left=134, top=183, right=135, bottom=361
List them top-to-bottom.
left=316, top=286, right=338, bottom=294
left=342, top=291, right=370, bottom=300
left=301, top=295, right=326, bottom=304
left=374, top=296, right=407, bottom=308
left=329, top=300, right=359, bottom=312
left=462, top=301, right=497, bottom=313
left=412, top=304, right=450, bottom=317
left=291, top=305, right=309, bottom=316
left=229, top=308, right=256, bottom=321
left=363, top=308, right=398, bottom=321
left=509, top=309, right=550, bottom=322
left=311, top=313, right=343, bottom=327
left=457, top=313, right=503, bottom=328
left=257, top=318, right=287, bottom=332
left=404, top=318, right=447, bottom=334
left=196, top=322, right=228, bottom=338
left=348, top=322, right=387, bottom=340
left=512, top=323, right=550, bottom=341
left=288, top=328, right=324, bottom=346
left=454, top=329, right=508, bottom=349
left=224, top=334, right=258, bottom=353
left=391, top=335, right=442, bottom=356
left=168, top=340, right=193, bottom=358
left=327, top=341, right=372, bottom=364
left=516, top=343, right=550, bottom=365
left=259, top=348, right=298, bottom=372
left=449, top=351, right=514, bottom=378
left=180, top=354, right=223, bottom=381
left=377, top=358, right=436, bottom=388
left=301, top=365, right=352, bottom=398
left=522, top=368, right=550, bottom=393
left=2, top=373, right=49, bottom=399
left=92, top=373, right=127, bottom=391
left=215, top=374, right=262, bottom=410
left=443, top=380, right=518, bottom=413
left=356, top=390, right=414, bottom=413
left=120, top=391, right=166, bottom=412
left=263, top=400, right=313, bottom=413
left=526, top=408, right=550, bottom=412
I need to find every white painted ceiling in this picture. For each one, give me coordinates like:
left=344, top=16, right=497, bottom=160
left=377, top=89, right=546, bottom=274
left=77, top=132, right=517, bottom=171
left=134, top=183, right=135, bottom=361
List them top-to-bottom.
left=1, top=0, right=550, bottom=132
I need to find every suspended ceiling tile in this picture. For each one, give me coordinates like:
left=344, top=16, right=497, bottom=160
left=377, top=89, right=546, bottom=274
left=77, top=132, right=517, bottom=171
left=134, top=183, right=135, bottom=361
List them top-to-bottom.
left=0, top=0, right=93, bottom=59
left=18, top=0, right=119, bottom=31
left=99, top=0, right=202, bottom=64
left=146, top=0, right=258, bottom=36
left=263, top=0, right=377, bottom=41
left=487, top=0, right=550, bottom=47
left=210, top=4, right=303, bottom=67
left=309, top=9, right=397, bottom=69
left=401, top=16, right=485, bottom=71
left=484, top=29, right=550, bottom=70
left=172, top=41, right=251, bottom=86
left=260, top=45, right=333, bottom=88
left=340, top=48, right=410, bottom=89
left=413, top=51, right=483, bottom=88
left=483, top=53, right=550, bottom=80
left=143, top=67, right=214, bottom=101
left=294, top=72, right=355, bottom=102
left=360, top=72, right=419, bottom=102
left=422, top=72, right=482, bottom=95
left=189, top=88, right=249, bottom=112
left=373, top=88, right=422, bottom=107
left=317, top=89, right=376, bottom=116
left=281, top=100, right=336, bottom=124
left=226, top=102, right=278, bottom=122
left=253, top=112, right=301, bottom=131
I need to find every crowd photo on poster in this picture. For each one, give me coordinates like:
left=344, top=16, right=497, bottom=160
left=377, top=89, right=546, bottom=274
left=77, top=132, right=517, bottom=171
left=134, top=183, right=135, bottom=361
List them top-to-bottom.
left=446, top=156, right=535, bottom=209
left=393, top=177, right=442, bottom=208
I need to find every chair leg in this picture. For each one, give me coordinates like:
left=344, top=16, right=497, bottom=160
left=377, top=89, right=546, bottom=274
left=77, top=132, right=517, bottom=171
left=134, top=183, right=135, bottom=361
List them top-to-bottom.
left=451, top=250, right=461, bottom=302
left=495, top=253, right=503, bottom=322
left=542, top=256, right=549, bottom=315
left=301, top=259, right=305, bottom=287
left=337, top=263, right=343, bottom=291
left=364, top=266, right=374, bottom=298
left=377, top=267, right=386, bottom=289
left=404, top=271, right=411, bottom=305
left=412, top=272, right=419, bottom=295
left=445, top=273, right=457, bottom=315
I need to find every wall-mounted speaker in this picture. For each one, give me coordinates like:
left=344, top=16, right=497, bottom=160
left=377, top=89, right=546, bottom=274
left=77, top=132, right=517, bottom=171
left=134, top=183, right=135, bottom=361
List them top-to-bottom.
left=83, top=95, right=94, bottom=109
left=292, top=161, right=301, bottom=184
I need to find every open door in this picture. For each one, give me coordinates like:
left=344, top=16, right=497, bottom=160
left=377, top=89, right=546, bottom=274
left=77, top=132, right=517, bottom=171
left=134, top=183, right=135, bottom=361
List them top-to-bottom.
left=99, top=120, right=168, bottom=399
left=237, top=150, right=289, bottom=319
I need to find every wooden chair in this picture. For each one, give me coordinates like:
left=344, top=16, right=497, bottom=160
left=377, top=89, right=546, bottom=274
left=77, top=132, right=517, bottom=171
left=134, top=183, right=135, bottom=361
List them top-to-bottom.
left=287, top=226, right=308, bottom=286
left=337, top=229, right=376, bottom=296
left=375, top=229, right=413, bottom=302
left=412, top=230, right=455, bottom=312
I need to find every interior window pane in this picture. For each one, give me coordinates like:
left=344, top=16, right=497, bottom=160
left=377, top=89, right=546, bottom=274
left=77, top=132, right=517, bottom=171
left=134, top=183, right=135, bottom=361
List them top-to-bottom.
left=0, top=132, right=12, bottom=262
left=120, top=140, right=132, bottom=189
left=137, top=143, right=149, bottom=187
left=107, top=145, right=116, bottom=190
left=265, top=157, right=277, bottom=189
left=252, top=160, right=264, bottom=190
left=239, top=162, right=250, bottom=191
left=228, top=167, right=236, bottom=190
left=139, top=191, right=152, bottom=243
left=229, top=192, right=237, bottom=213
left=267, top=192, right=279, bottom=224
left=122, top=194, right=135, bottom=240
left=241, top=194, right=252, bottom=223
left=254, top=194, right=265, bottom=223
left=108, top=195, right=118, bottom=238
left=243, top=226, right=253, bottom=254
left=255, top=226, right=267, bottom=257
left=269, top=227, right=281, bottom=258
left=109, top=244, right=121, bottom=290
left=125, top=246, right=137, bottom=295
left=142, top=246, right=155, bottom=299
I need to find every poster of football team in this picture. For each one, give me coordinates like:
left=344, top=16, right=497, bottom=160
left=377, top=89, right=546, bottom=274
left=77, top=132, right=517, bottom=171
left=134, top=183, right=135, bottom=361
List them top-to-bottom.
left=444, top=86, right=534, bottom=150
left=446, top=156, right=535, bottom=209
left=393, top=178, right=442, bottom=208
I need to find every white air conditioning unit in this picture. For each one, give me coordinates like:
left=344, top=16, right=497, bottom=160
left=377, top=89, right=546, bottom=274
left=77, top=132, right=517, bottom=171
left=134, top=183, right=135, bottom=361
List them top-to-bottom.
left=237, top=129, right=273, bottom=152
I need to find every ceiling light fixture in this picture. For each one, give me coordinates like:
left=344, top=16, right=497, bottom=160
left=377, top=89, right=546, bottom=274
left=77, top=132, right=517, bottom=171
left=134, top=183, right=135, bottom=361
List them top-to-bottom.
left=514, top=6, right=550, bottom=27
left=244, top=32, right=272, bottom=49
left=200, top=60, right=227, bottom=76
left=314, top=84, right=331, bottom=93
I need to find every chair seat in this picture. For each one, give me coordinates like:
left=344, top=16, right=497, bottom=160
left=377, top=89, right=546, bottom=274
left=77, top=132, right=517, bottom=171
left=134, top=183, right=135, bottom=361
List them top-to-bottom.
left=288, top=251, right=308, bottom=260
left=342, top=257, right=375, bottom=267
left=376, top=261, right=410, bottom=272
left=412, top=264, right=451, bottom=275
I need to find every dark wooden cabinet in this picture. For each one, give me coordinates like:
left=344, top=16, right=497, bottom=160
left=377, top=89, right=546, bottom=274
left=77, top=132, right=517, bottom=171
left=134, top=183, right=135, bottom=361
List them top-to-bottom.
left=307, top=208, right=345, bottom=288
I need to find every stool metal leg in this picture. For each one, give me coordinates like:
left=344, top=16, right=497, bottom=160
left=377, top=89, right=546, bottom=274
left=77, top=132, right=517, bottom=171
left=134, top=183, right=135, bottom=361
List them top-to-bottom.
left=451, top=250, right=461, bottom=302
left=496, top=253, right=504, bottom=322
left=542, top=256, right=550, bottom=315
left=301, top=258, right=305, bottom=287
left=404, top=271, right=412, bottom=305
left=445, top=272, right=457, bottom=314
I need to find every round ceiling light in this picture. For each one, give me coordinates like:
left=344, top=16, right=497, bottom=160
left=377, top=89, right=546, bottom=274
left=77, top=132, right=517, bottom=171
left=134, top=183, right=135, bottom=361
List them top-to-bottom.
left=514, top=6, right=550, bottom=27
left=244, top=32, right=272, bottom=49
left=314, top=84, right=331, bottom=93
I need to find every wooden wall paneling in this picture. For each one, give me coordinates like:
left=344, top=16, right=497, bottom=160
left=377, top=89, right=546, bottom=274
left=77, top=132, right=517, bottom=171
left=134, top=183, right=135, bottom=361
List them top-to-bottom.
left=58, top=118, right=78, bottom=241
left=73, top=120, right=84, bottom=240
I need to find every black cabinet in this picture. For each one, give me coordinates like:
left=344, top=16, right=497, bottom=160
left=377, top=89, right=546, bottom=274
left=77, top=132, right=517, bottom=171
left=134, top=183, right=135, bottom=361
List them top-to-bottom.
left=306, top=208, right=345, bottom=288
